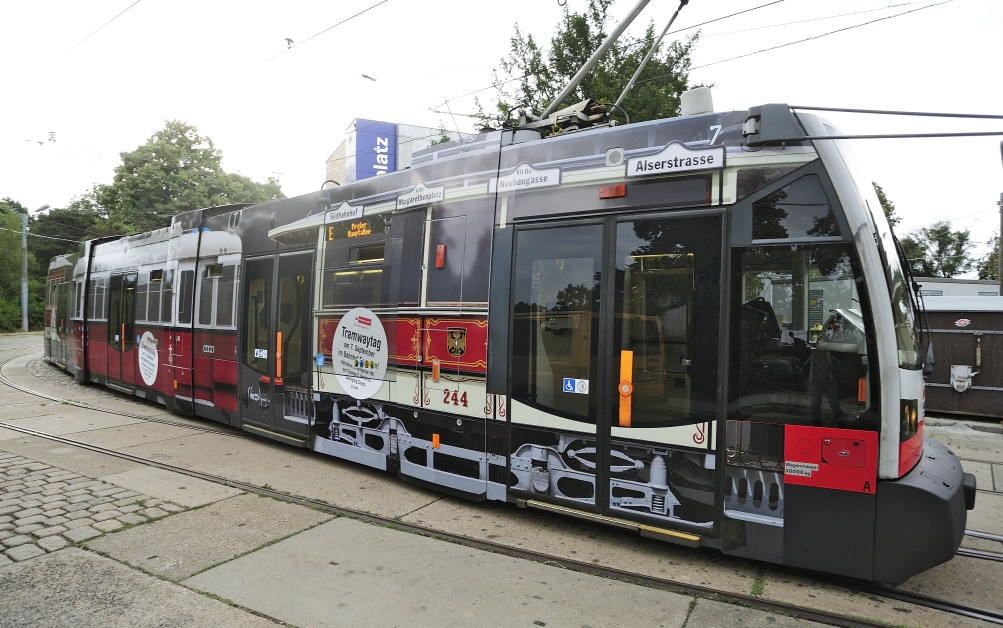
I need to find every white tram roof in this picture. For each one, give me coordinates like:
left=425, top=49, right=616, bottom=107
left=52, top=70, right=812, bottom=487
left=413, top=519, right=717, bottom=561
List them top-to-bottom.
left=923, top=296, right=1003, bottom=312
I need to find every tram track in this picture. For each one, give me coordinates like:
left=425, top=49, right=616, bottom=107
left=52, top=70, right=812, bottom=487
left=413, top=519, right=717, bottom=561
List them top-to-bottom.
left=2, top=355, right=1003, bottom=627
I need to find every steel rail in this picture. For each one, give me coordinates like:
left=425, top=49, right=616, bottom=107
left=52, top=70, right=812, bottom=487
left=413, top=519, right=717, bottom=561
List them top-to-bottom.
left=2, top=355, right=1001, bottom=626
left=0, top=417, right=886, bottom=628
left=956, top=548, right=1003, bottom=563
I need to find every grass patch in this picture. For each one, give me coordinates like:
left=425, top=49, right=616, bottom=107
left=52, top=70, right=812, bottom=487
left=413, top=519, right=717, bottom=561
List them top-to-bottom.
left=751, top=568, right=765, bottom=597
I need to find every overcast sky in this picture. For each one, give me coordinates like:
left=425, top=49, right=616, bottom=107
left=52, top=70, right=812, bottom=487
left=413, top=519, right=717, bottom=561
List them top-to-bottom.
left=3, top=0, right=1001, bottom=265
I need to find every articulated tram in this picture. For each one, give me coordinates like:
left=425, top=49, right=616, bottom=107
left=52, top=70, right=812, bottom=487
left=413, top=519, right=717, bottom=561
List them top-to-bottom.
left=45, top=103, right=975, bottom=583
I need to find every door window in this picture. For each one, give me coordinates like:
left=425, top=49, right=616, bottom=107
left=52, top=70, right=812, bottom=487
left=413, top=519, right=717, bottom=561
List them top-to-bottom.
left=612, top=216, right=722, bottom=433
left=511, top=224, right=603, bottom=425
left=276, top=254, right=312, bottom=379
left=241, top=258, right=273, bottom=376
left=122, top=274, right=136, bottom=351
left=108, top=276, right=123, bottom=348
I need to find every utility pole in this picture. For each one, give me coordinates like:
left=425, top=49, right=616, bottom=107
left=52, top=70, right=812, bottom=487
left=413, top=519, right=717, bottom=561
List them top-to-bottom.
left=998, top=192, right=1002, bottom=295
left=21, top=204, right=50, bottom=332
left=21, top=213, right=28, bottom=331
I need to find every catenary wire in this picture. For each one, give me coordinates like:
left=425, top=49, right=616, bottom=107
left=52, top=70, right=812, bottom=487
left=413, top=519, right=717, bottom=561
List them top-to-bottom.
left=62, top=0, right=144, bottom=56
left=255, top=0, right=390, bottom=68
left=320, top=0, right=790, bottom=142
left=636, top=0, right=953, bottom=83
left=700, top=1, right=936, bottom=37
left=792, top=106, right=1003, bottom=120
left=31, top=215, right=96, bottom=234
left=0, top=226, right=82, bottom=243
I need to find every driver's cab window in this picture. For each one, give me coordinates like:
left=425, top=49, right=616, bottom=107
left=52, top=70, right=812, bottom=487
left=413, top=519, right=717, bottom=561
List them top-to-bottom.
left=729, top=244, right=875, bottom=430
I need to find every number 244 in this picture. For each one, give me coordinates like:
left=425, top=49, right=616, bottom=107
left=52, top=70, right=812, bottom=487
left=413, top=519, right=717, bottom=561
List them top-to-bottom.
left=442, top=388, right=468, bottom=407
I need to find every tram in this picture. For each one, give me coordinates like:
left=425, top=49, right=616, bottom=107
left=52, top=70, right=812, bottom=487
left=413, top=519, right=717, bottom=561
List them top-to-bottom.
left=45, top=99, right=975, bottom=583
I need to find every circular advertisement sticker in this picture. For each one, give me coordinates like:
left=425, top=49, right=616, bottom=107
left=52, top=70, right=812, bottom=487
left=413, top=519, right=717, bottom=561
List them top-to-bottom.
left=333, top=307, right=388, bottom=400
left=138, top=331, right=159, bottom=387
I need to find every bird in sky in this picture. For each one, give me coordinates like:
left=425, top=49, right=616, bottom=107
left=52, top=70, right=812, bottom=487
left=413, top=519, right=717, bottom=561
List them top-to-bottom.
left=285, top=38, right=294, bottom=49
left=361, top=74, right=377, bottom=82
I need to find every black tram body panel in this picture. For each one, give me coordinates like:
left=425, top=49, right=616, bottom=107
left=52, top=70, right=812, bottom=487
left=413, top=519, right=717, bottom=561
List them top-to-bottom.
left=44, top=105, right=970, bottom=583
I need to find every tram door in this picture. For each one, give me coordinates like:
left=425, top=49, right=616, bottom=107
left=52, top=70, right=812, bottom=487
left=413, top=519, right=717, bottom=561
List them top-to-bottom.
left=509, top=213, right=722, bottom=521
left=239, top=253, right=314, bottom=443
left=106, top=273, right=138, bottom=389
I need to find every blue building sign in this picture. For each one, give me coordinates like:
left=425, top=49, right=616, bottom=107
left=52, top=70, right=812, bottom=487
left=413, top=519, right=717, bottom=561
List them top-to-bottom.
left=349, top=119, right=397, bottom=183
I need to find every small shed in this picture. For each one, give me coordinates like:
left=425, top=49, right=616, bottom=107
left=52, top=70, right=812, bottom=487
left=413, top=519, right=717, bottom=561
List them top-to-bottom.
left=922, top=296, right=1003, bottom=417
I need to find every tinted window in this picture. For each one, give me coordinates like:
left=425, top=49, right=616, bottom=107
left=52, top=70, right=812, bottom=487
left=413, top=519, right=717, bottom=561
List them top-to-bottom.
left=736, top=166, right=798, bottom=201
left=752, top=175, right=838, bottom=241
left=426, top=199, right=494, bottom=305
left=394, top=209, right=426, bottom=306
left=612, top=216, right=722, bottom=431
left=511, top=224, right=602, bottom=425
left=729, top=244, right=876, bottom=430
left=242, top=258, right=272, bottom=375
left=216, top=265, right=235, bottom=327
left=161, top=269, right=174, bottom=324
left=178, top=270, right=195, bottom=324
left=198, top=270, right=214, bottom=326
left=136, top=272, right=149, bottom=323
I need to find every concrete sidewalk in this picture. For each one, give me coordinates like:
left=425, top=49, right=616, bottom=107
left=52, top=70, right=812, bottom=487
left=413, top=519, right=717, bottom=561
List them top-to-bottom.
left=2, top=337, right=999, bottom=627
left=0, top=450, right=822, bottom=628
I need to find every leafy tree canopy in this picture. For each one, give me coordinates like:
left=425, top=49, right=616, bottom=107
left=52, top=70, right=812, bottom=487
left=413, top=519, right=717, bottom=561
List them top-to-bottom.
left=483, top=0, right=698, bottom=126
left=96, top=120, right=283, bottom=234
left=871, top=182, right=900, bottom=229
left=900, top=220, right=974, bottom=278
left=976, top=233, right=999, bottom=281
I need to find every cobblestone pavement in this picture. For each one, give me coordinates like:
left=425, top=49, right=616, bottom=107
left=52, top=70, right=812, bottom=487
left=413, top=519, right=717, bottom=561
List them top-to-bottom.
left=0, top=451, right=187, bottom=566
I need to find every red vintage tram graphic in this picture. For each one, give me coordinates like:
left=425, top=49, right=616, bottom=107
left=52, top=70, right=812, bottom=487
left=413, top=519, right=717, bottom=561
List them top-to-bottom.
left=43, top=100, right=972, bottom=585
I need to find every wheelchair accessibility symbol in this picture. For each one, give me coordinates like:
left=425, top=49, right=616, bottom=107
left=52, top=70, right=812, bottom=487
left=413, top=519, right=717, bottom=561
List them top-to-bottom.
left=562, top=378, right=589, bottom=395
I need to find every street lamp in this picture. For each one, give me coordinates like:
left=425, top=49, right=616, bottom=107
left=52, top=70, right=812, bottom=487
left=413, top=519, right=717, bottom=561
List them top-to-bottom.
left=22, top=204, right=50, bottom=332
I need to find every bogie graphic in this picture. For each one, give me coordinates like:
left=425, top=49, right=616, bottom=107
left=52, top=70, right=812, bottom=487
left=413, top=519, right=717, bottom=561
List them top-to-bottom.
left=46, top=104, right=970, bottom=585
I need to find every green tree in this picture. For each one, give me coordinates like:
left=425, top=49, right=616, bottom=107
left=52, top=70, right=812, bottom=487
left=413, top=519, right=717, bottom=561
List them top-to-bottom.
left=484, top=0, right=697, bottom=126
left=96, top=120, right=284, bottom=234
left=871, top=182, right=900, bottom=229
left=0, top=198, right=46, bottom=331
left=900, top=220, right=974, bottom=277
left=977, top=233, right=999, bottom=281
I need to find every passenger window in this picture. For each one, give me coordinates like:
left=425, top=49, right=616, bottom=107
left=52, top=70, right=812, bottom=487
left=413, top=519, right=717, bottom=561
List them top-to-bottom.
left=752, top=175, right=839, bottom=241
left=427, top=199, right=494, bottom=305
left=394, top=209, right=426, bottom=306
left=729, top=244, right=875, bottom=430
left=215, top=265, right=235, bottom=327
left=322, top=266, right=384, bottom=308
left=147, top=269, right=163, bottom=323
left=161, top=269, right=174, bottom=324
left=198, top=269, right=214, bottom=326
left=178, top=270, right=195, bottom=324
left=136, top=272, right=149, bottom=323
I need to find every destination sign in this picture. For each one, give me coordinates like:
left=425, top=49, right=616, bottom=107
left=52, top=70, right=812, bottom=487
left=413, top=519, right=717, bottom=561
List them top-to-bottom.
left=626, top=141, right=725, bottom=178
left=489, top=163, right=561, bottom=193
left=397, top=183, right=444, bottom=210
left=325, top=202, right=364, bottom=224
left=326, top=213, right=390, bottom=241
